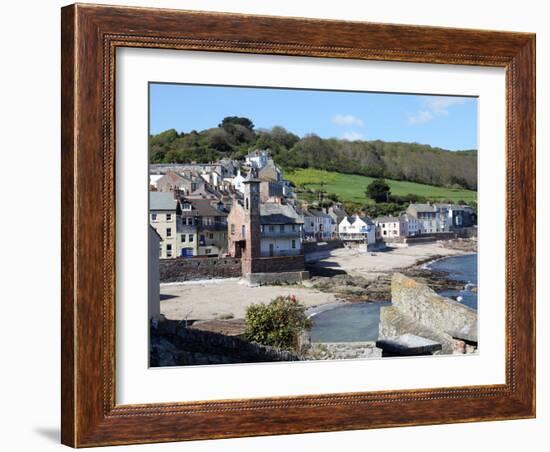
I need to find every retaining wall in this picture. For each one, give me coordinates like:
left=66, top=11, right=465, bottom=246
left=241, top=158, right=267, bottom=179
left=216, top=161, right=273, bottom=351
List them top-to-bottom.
left=160, top=257, right=241, bottom=283
left=150, top=319, right=300, bottom=366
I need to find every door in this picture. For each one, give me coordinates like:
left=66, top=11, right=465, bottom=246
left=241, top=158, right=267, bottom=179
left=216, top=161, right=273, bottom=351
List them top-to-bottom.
left=269, top=243, right=274, bottom=257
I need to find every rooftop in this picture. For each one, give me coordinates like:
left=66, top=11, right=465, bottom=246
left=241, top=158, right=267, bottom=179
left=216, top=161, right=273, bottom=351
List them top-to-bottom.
left=149, top=192, right=178, bottom=211
left=180, top=198, right=228, bottom=217
left=260, top=203, right=303, bottom=225
left=408, top=203, right=437, bottom=213
left=375, top=216, right=400, bottom=223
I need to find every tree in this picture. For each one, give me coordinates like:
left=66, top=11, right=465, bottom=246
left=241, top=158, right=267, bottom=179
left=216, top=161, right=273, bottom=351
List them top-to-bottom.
left=219, top=116, right=255, bottom=131
left=366, top=178, right=391, bottom=203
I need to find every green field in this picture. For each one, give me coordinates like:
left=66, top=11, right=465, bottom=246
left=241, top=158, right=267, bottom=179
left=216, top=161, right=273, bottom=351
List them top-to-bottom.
left=286, top=168, right=477, bottom=205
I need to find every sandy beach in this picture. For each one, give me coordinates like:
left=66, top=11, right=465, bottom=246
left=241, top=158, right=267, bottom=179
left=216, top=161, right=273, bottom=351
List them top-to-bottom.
left=160, top=242, right=469, bottom=322
left=315, top=243, right=465, bottom=279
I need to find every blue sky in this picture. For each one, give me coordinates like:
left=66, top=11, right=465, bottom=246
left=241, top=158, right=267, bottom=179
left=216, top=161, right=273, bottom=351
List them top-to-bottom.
left=149, top=83, right=478, bottom=151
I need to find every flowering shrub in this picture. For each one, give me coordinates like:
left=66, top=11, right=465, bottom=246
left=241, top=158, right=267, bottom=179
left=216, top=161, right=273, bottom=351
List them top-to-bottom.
left=244, top=295, right=311, bottom=352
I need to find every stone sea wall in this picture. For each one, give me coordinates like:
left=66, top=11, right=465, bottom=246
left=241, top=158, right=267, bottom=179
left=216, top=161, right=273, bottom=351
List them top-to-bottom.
left=160, top=257, right=242, bottom=283
left=379, top=273, right=477, bottom=354
left=150, top=318, right=300, bottom=366
left=305, top=342, right=381, bottom=360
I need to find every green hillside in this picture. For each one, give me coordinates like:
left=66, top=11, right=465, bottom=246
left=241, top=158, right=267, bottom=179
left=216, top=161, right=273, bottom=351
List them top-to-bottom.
left=287, top=168, right=477, bottom=205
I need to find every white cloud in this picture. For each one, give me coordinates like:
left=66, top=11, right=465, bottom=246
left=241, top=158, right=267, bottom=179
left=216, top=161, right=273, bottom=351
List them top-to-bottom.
left=408, top=96, right=470, bottom=125
left=424, top=97, right=467, bottom=116
left=407, top=110, right=434, bottom=125
left=332, top=114, right=364, bottom=127
left=341, top=131, right=364, bottom=141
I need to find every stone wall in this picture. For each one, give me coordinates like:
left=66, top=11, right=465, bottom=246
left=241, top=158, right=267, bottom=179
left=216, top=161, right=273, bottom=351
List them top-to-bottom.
left=244, top=254, right=305, bottom=274
left=159, top=257, right=241, bottom=283
left=246, top=271, right=310, bottom=286
left=379, top=273, right=477, bottom=354
left=391, top=273, right=477, bottom=341
left=150, top=318, right=300, bottom=366
left=305, top=342, right=382, bottom=360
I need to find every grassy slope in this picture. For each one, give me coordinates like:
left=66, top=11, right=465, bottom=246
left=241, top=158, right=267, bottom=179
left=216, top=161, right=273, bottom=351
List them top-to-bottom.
left=286, top=168, right=477, bottom=205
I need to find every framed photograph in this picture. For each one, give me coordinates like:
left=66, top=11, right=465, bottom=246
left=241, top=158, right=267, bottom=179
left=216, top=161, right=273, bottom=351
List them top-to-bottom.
left=61, top=3, right=535, bottom=447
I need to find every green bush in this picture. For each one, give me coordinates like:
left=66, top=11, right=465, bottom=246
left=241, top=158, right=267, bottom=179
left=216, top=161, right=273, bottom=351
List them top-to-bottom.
left=244, top=295, right=311, bottom=352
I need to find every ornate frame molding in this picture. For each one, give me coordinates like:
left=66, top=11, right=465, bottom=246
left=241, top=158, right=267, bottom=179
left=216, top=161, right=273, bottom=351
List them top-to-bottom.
left=62, top=4, right=535, bottom=447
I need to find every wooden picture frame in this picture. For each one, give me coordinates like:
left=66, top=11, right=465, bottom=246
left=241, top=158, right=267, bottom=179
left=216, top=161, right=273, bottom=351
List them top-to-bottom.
left=61, top=3, right=535, bottom=447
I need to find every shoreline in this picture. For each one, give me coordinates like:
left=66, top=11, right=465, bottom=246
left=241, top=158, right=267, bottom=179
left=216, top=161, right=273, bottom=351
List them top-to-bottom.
left=159, top=239, right=477, bottom=322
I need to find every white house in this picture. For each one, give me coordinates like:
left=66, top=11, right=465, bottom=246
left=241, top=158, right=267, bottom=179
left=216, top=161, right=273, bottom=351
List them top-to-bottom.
left=245, top=149, right=270, bottom=169
left=231, top=169, right=246, bottom=193
left=149, top=174, right=163, bottom=189
left=306, top=209, right=334, bottom=240
left=338, top=215, right=376, bottom=244
left=375, top=216, right=402, bottom=239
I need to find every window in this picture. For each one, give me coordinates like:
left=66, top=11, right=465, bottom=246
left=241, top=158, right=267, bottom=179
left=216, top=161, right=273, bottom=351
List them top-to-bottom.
left=245, top=198, right=249, bottom=210
left=151, top=213, right=157, bottom=221
left=166, top=213, right=172, bottom=221
left=187, top=217, right=193, bottom=225
left=230, top=224, right=235, bottom=234
left=291, top=224, right=296, bottom=231
left=269, top=225, right=274, bottom=232
left=280, top=225, right=284, bottom=232
left=166, top=227, right=172, bottom=237
left=209, top=233, right=214, bottom=239
left=181, top=234, right=185, bottom=242
left=189, top=234, right=194, bottom=242
left=292, top=239, right=296, bottom=249
left=159, top=244, right=162, bottom=257
left=166, top=244, right=172, bottom=257
left=205, top=248, right=211, bottom=255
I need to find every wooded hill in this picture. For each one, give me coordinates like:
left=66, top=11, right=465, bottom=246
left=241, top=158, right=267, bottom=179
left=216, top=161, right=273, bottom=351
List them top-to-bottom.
left=149, top=117, right=477, bottom=190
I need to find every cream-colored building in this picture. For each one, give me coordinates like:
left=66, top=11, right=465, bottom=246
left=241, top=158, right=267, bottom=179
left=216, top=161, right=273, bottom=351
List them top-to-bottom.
left=149, top=191, right=180, bottom=259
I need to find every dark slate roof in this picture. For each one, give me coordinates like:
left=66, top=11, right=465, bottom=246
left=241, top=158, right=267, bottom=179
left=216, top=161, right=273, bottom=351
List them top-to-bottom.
left=149, top=192, right=178, bottom=211
left=180, top=198, right=228, bottom=217
left=260, top=203, right=303, bottom=225
left=409, top=203, right=437, bottom=213
left=308, top=209, right=332, bottom=219
left=357, top=216, right=375, bottom=225
left=375, top=216, right=400, bottom=223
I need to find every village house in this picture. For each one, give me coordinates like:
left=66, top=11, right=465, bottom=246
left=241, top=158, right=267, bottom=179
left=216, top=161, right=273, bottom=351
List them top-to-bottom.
left=245, top=149, right=270, bottom=169
left=150, top=160, right=239, bottom=179
left=155, top=169, right=215, bottom=198
left=230, top=169, right=246, bottom=193
left=149, top=174, right=163, bottom=190
left=227, top=177, right=305, bottom=278
left=149, top=192, right=181, bottom=259
left=178, top=198, right=229, bottom=257
left=406, top=203, right=449, bottom=234
left=434, top=203, right=477, bottom=229
left=325, top=204, right=348, bottom=229
left=301, top=208, right=334, bottom=241
left=400, top=213, right=420, bottom=237
left=338, top=215, right=376, bottom=244
left=375, top=216, right=402, bottom=239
